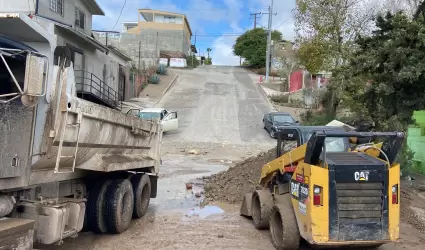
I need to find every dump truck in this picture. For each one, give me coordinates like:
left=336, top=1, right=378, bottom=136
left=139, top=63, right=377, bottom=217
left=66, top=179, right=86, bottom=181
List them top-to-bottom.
left=0, top=13, right=162, bottom=249
left=240, top=125, right=404, bottom=249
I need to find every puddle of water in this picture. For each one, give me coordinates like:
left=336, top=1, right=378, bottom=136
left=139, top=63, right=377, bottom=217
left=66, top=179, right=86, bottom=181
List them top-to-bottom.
left=151, top=154, right=228, bottom=214
left=185, top=205, right=224, bottom=219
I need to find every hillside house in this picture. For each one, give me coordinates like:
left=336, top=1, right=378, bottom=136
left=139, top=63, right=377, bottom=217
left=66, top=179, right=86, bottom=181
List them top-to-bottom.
left=0, top=0, right=134, bottom=107
left=122, top=9, right=196, bottom=57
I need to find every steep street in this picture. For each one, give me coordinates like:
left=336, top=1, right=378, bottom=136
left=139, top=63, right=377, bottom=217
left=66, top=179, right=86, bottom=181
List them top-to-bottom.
left=158, top=66, right=275, bottom=154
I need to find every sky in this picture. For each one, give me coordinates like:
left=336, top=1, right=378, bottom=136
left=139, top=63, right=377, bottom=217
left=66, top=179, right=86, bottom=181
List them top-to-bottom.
left=93, top=0, right=296, bottom=65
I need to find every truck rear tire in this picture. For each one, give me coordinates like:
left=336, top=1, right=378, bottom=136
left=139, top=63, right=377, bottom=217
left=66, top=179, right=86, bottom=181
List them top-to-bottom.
left=131, top=174, right=151, bottom=218
left=104, top=179, right=134, bottom=234
left=86, top=180, right=112, bottom=234
left=252, top=190, right=273, bottom=229
left=269, top=201, right=300, bottom=250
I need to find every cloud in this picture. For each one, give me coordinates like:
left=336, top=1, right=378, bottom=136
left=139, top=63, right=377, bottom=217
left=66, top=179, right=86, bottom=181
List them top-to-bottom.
left=93, top=0, right=297, bottom=66
left=94, top=0, right=236, bottom=32
left=210, top=0, right=296, bottom=66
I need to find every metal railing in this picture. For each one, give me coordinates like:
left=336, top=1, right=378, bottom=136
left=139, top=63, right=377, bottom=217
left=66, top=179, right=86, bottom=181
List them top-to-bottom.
left=74, top=70, right=118, bottom=108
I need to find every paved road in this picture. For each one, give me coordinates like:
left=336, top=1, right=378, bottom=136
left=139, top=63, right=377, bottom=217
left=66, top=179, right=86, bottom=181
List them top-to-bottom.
left=157, top=66, right=275, bottom=149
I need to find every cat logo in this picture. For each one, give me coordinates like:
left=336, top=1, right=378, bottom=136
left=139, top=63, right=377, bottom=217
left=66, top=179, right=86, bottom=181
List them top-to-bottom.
left=354, top=171, right=369, bottom=181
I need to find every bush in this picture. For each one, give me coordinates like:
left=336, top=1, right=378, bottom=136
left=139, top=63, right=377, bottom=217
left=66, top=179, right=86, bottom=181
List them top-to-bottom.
left=186, top=55, right=200, bottom=68
left=204, top=58, right=212, bottom=65
left=156, top=64, right=168, bottom=75
left=148, top=74, right=160, bottom=84
left=270, top=94, right=289, bottom=103
left=300, top=110, right=334, bottom=126
left=397, top=141, right=417, bottom=176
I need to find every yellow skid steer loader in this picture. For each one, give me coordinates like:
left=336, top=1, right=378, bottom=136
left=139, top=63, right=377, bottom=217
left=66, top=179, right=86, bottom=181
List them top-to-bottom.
left=240, top=126, right=404, bottom=249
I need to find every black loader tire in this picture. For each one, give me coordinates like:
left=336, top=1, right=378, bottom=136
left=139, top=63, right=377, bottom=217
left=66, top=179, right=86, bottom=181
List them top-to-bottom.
left=131, top=174, right=152, bottom=218
left=104, top=179, right=134, bottom=234
left=86, top=180, right=112, bottom=234
left=251, top=189, right=274, bottom=229
left=269, top=195, right=300, bottom=250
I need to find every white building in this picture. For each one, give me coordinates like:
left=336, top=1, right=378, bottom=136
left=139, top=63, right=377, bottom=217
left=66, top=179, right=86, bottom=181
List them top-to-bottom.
left=0, top=0, right=134, bottom=106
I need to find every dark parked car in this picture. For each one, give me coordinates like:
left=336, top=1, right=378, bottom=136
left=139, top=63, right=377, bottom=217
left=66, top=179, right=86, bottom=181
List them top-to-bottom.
left=263, top=112, right=299, bottom=138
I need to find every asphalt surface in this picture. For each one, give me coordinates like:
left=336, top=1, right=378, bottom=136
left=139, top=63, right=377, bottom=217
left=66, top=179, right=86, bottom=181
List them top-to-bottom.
left=157, top=66, right=275, bottom=147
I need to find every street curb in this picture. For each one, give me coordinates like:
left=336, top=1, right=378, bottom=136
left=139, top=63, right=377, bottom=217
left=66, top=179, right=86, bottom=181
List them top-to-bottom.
left=155, top=73, right=179, bottom=106
left=257, top=83, right=279, bottom=112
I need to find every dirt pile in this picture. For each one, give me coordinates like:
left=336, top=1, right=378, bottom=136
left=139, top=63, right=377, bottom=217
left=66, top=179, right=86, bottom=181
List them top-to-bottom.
left=203, top=147, right=276, bottom=204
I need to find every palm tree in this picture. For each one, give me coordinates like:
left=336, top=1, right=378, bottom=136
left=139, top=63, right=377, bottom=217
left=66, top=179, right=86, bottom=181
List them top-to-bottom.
left=207, top=48, right=212, bottom=59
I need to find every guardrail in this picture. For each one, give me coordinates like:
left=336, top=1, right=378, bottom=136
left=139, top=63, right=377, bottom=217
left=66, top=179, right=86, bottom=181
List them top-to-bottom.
left=74, top=70, right=118, bottom=108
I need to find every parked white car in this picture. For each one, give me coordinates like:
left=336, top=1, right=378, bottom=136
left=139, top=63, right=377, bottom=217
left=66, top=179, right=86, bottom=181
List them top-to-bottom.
left=128, top=108, right=179, bottom=132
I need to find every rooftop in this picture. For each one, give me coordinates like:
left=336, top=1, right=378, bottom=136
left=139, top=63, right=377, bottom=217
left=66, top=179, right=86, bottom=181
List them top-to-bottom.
left=84, top=0, right=105, bottom=15
left=137, top=9, right=193, bottom=36
left=107, top=45, right=133, bottom=61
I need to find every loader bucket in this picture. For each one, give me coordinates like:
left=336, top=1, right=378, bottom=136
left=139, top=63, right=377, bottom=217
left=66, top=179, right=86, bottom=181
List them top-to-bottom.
left=240, top=192, right=253, bottom=217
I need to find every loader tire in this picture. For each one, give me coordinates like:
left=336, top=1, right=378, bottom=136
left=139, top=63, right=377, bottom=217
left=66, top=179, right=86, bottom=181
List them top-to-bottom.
left=131, top=174, right=151, bottom=218
left=104, top=179, right=134, bottom=234
left=86, top=180, right=112, bottom=234
left=252, top=190, right=274, bottom=229
left=269, top=197, right=300, bottom=250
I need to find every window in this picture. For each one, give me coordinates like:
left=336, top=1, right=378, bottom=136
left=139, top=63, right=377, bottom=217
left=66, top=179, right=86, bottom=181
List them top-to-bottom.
left=50, top=0, right=64, bottom=15
left=75, top=8, right=86, bottom=29
left=165, top=16, right=176, bottom=23
left=139, top=112, right=161, bottom=120
left=272, top=114, right=295, bottom=123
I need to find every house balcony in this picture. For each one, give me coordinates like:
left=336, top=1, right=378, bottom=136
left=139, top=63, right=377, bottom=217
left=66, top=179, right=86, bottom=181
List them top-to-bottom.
left=74, top=70, right=119, bottom=109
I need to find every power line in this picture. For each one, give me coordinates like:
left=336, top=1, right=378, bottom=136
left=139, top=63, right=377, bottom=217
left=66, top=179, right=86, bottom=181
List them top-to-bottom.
left=112, top=0, right=127, bottom=31
left=250, top=12, right=262, bottom=28
left=273, top=17, right=292, bottom=30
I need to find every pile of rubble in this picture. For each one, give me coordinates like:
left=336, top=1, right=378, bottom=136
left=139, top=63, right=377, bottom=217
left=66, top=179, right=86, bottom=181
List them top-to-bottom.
left=203, top=147, right=276, bottom=204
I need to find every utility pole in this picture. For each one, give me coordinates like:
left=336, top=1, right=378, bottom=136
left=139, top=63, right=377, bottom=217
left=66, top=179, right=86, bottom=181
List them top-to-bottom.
left=265, top=0, right=276, bottom=82
left=250, top=12, right=262, bottom=29
left=191, top=31, right=197, bottom=67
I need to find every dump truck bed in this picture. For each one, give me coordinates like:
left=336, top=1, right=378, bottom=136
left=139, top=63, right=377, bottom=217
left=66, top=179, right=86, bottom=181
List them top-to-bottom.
left=0, top=13, right=162, bottom=190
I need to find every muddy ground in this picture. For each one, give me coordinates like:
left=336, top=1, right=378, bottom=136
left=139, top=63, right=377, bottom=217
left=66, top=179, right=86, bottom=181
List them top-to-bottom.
left=40, top=147, right=425, bottom=250
left=203, top=149, right=425, bottom=250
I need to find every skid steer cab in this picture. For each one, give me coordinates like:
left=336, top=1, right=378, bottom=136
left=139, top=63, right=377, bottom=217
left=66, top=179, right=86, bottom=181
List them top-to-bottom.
left=240, top=126, right=404, bottom=250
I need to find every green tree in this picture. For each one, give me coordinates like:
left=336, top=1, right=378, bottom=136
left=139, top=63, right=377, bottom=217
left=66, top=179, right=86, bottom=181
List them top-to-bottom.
left=294, top=0, right=378, bottom=113
left=294, top=0, right=372, bottom=73
left=342, top=11, right=425, bottom=131
left=233, top=28, right=282, bottom=67
left=207, top=48, right=212, bottom=59
left=186, top=55, right=200, bottom=68
left=204, top=58, right=212, bottom=65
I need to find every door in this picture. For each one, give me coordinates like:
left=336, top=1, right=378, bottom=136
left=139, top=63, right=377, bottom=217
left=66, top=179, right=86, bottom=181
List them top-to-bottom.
left=67, top=46, right=84, bottom=92
left=118, top=65, right=125, bottom=101
left=162, top=112, right=178, bottom=132
left=265, top=114, right=273, bottom=131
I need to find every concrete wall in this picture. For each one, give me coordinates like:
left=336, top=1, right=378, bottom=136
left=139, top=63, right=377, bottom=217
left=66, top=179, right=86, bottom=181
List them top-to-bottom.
left=0, top=0, right=35, bottom=14
left=37, top=0, right=93, bottom=34
left=125, top=11, right=192, bottom=56
left=55, top=28, right=119, bottom=94
left=95, top=31, right=188, bottom=66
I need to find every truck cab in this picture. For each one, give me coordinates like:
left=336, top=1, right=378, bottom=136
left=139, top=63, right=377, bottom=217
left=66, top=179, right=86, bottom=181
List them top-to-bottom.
left=128, top=108, right=178, bottom=132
